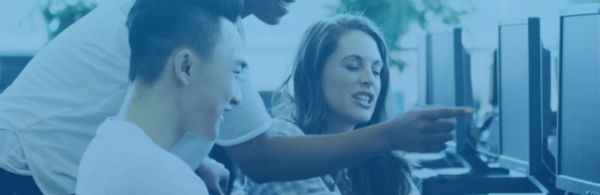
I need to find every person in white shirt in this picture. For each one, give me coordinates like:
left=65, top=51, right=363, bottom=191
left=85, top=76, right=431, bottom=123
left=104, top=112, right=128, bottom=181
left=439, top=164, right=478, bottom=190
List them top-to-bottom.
left=0, top=0, right=472, bottom=194
left=75, top=0, right=245, bottom=194
left=245, top=14, right=420, bottom=195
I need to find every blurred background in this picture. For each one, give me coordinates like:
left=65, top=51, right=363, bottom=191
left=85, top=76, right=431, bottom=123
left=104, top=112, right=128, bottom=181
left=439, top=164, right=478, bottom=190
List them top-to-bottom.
left=0, top=0, right=597, bottom=113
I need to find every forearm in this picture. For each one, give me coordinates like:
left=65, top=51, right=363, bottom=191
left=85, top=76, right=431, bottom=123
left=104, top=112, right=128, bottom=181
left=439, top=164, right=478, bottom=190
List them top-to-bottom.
left=225, top=121, right=392, bottom=183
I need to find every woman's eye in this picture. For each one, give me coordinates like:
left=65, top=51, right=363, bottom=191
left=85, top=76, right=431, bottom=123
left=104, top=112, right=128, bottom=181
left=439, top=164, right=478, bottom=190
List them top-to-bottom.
left=346, top=65, right=359, bottom=71
left=373, top=71, right=381, bottom=76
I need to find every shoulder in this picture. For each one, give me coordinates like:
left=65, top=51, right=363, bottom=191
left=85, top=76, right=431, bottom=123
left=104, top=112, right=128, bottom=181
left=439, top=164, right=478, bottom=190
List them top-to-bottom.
left=115, top=146, right=192, bottom=177
left=106, top=152, right=209, bottom=195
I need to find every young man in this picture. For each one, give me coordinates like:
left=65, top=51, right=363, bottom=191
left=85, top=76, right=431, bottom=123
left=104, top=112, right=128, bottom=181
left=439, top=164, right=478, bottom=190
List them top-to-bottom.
left=0, top=0, right=472, bottom=194
left=75, top=0, right=245, bottom=194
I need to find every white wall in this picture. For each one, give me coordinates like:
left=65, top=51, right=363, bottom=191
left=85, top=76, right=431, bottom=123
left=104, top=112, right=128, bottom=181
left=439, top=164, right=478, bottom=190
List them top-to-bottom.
left=242, top=0, right=338, bottom=91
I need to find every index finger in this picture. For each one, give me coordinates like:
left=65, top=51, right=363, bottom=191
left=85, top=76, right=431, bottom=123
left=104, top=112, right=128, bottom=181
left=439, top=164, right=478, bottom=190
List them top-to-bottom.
left=419, top=107, right=474, bottom=120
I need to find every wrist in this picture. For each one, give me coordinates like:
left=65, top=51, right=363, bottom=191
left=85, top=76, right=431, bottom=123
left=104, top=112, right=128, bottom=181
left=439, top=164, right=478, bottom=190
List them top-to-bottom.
left=372, top=120, right=395, bottom=152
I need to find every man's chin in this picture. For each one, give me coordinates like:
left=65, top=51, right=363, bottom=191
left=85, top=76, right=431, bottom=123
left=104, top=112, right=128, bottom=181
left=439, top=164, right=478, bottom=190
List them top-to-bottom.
left=257, top=16, right=283, bottom=26
left=194, top=132, right=217, bottom=141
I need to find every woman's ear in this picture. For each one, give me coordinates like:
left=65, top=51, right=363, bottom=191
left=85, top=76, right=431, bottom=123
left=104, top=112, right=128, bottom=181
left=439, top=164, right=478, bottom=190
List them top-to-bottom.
left=174, top=49, right=194, bottom=85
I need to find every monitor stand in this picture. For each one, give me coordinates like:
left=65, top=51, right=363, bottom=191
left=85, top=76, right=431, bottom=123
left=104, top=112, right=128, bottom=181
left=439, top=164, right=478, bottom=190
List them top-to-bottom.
left=416, top=119, right=507, bottom=176
left=417, top=119, right=557, bottom=195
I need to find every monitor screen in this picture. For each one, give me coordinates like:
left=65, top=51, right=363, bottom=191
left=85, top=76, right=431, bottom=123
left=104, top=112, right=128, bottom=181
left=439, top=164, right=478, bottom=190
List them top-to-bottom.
left=559, top=14, right=600, bottom=187
left=499, top=24, right=531, bottom=165
left=428, top=30, right=477, bottom=158
left=429, top=32, right=456, bottom=107
left=489, top=50, right=499, bottom=106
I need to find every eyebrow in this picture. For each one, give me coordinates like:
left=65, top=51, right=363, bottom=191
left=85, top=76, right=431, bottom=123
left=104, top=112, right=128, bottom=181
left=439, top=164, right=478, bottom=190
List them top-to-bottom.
left=342, top=55, right=361, bottom=62
left=343, top=55, right=383, bottom=66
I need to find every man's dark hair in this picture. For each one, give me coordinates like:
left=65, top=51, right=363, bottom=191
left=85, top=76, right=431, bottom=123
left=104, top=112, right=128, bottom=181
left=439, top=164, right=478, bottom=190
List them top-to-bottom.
left=126, top=0, right=243, bottom=83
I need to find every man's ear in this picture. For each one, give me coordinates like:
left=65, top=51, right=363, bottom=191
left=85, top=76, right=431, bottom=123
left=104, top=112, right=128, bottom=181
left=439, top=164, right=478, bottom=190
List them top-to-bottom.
left=174, top=49, right=194, bottom=85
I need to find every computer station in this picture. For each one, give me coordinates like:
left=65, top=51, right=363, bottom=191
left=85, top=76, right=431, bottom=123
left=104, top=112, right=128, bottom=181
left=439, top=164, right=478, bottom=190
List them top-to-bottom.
left=405, top=5, right=600, bottom=195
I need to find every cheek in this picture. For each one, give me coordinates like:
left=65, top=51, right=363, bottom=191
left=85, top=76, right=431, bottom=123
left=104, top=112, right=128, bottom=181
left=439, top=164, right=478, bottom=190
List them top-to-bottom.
left=201, top=68, right=231, bottom=104
left=322, top=69, right=357, bottom=96
left=322, top=75, right=353, bottom=106
left=217, top=76, right=233, bottom=97
left=321, top=77, right=343, bottom=110
left=227, top=78, right=236, bottom=97
left=321, top=79, right=337, bottom=104
left=374, top=79, right=382, bottom=99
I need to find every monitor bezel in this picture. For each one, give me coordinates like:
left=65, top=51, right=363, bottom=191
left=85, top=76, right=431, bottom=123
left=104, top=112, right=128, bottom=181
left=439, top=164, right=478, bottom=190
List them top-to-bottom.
left=556, top=4, right=600, bottom=195
left=497, top=17, right=545, bottom=175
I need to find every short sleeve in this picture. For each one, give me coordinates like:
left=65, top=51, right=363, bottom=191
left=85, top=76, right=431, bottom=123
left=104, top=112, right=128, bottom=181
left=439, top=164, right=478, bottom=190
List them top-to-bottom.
left=216, top=68, right=271, bottom=146
left=267, top=118, right=306, bottom=136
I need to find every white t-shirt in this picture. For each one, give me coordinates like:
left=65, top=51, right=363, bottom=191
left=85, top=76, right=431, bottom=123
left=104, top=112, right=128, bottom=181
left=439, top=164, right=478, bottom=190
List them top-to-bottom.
left=0, top=1, right=271, bottom=194
left=76, top=118, right=209, bottom=195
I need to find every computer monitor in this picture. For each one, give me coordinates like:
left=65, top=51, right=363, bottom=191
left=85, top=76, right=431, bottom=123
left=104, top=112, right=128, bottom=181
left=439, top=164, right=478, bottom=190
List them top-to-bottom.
left=556, top=5, right=600, bottom=194
left=497, top=17, right=553, bottom=179
left=425, top=28, right=475, bottom=157
left=417, top=36, right=428, bottom=107
left=489, top=50, right=499, bottom=107
left=483, top=51, right=501, bottom=155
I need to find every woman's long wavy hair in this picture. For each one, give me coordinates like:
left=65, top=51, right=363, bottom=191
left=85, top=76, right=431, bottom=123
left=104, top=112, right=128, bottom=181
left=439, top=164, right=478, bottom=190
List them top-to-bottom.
left=272, top=14, right=413, bottom=195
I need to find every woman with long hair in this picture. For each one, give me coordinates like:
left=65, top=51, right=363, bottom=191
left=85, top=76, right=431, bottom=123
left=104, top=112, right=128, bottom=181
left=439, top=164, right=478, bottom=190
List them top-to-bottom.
left=245, top=14, right=420, bottom=195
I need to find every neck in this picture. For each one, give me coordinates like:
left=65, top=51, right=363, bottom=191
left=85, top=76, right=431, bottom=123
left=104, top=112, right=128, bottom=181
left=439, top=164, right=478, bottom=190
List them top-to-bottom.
left=123, top=83, right=183, bottom=150
left=325, top=115, right=356, bottom=134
